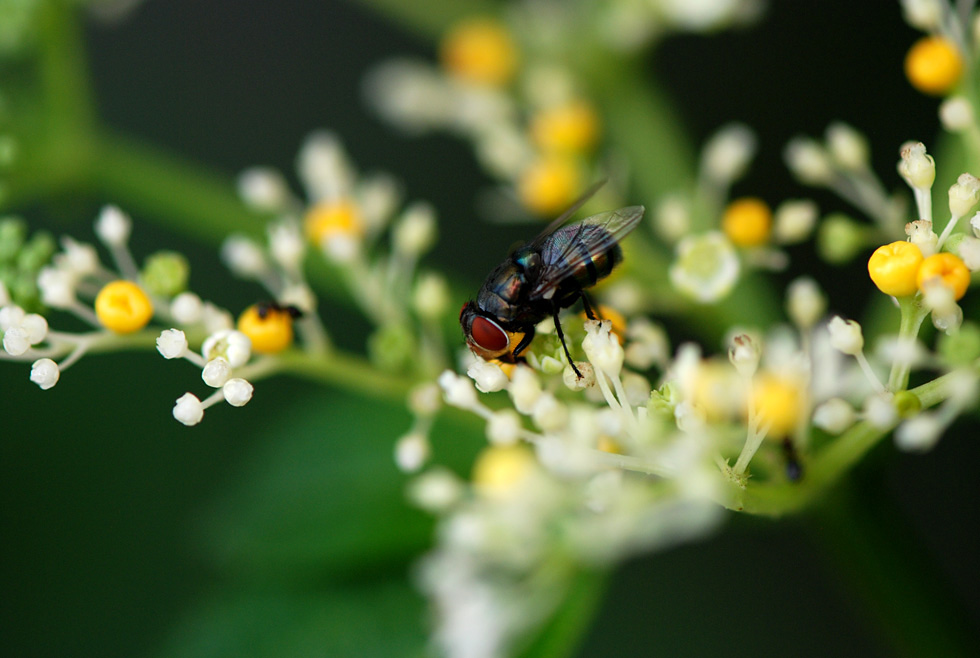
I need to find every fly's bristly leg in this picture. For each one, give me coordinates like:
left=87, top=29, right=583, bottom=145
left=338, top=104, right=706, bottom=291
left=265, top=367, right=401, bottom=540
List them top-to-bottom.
left=552, top=304, right=583, bottom=378
left=512, top=326, right=536, bottom=358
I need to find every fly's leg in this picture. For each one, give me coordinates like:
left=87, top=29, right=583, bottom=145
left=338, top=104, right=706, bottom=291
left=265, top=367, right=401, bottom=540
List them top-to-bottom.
left=579, top=290, right=599, bottom=320
left=552, top=305, right=583, bottom=378
left=511, top=326, right=536, bottom=359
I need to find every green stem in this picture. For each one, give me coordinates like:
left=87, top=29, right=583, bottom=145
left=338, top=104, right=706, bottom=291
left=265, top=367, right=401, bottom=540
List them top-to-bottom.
left=886, top=296, right=929, bottom=392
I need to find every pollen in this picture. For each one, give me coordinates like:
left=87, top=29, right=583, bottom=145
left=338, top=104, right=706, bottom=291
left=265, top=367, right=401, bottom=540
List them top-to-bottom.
left=439, top=17, right=518, bottom=87
left=904, top=36, right=963, bottom=96
left=530, top=101, right=600, bottom=154
left=517, top=155, right=581, bottom=216
left=722, top=197, right=772, bottom=247
left=303, top=199, right=363, bottom=246
left=868, top=241, right=924, bottom=297
left=917, top=252, right=970, bottom=300
left=94, top=280, right=153, bottom=334
left=237, top=304, right=294, bottom=353
left=752, top=372, right=805, bottom=438
left=472, top=444, right=536, bottom=498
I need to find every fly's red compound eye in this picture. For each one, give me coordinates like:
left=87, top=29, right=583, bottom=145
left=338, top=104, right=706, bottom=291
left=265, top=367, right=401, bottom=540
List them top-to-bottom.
left=470, top=316, right=509, bottom=352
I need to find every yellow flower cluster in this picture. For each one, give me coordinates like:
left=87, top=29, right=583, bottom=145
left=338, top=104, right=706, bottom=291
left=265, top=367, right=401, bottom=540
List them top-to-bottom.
left=868, top=241, right=970, bottom=300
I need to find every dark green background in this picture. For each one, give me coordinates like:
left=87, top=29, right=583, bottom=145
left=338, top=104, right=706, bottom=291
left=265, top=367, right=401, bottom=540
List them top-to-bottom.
left=2, top=1, right=978, bottom=656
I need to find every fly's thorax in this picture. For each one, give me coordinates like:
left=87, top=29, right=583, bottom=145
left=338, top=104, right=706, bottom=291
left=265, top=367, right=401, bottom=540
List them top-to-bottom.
left=476, top=260, right=527, bottom=322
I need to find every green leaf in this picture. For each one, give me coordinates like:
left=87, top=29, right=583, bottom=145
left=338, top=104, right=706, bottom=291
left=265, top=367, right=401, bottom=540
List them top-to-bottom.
left=516, top=569, right=608, bottom=658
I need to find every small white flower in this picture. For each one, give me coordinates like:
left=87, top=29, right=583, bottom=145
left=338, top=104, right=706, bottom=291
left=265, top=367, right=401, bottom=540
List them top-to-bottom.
left=901, top=0, right=942, bottom=30
left=939, top=97, right=974, bottom=132
left=701, top=122, right=756, bottom=185
left=825, top=122, right=869, bottom=171
left=297, top=130, right=352, bottom=201
left=785, top=137, right=833, bottom=185
left=898, top=141, right=935, bottom=190
left=237, top=167, right=290, bottom=211
left=357, top=173, right=401, bottom=233
left=948, top=173, right=980, bottom=219
left=653, top=195, right=691, bottom=243
left=773, top=199, right=818, bottom=244
left=392, top=202, right=437, bottom=256
left=94, top=205, right=132, bottom=247
left=905, top=219, right=938, bottom=257
left=268, top=220, right=305, bottom=271
left=669, top=232, right=740, bottom=302
left=323, top=233, right=360, bottom=264
left=221, top=235, right=268, bottom=278
left=955, top=236, right=980, bottom=271
left=56, top=237, right=100, bottom=275
left=37, top=266, right=76, bottom=309
left=413, top=272, right=450, bottom=321
left=786, top=277, right=826, bottom=329
left=170, top=292, right=204, bottom=325
left=201, top=302, right=234, bottom=334
left=0, top=304, right=24, bottom=331
left=20, top=313, right=47, bottom=345
left=828, top=316, right=864, bottom=356
left=624, top=318, right=669, bottom=371
left=582, top=320, right=624, bottom=378
left=2, top=326, right=30, bottom=355
left=156, top=328, right=188, bottom=359
left=202, top=329, right=251, bottom=368
left=728, top=333, right=760, bottom=377
left=202, top=357, right=232, bottom=387
left=30, top=358, right=60, bottom=390
left=467, top=360, right=509, bottom=393
left=563, top=362, right=594, bottom=390
left=508, top=365, right=542, bottom=415
left=439, top=370, right=480, bottom=410
left=222, top=377, right=254, bottom=407
left=408, top=382, right=442, bottom=417
left=173, top=392, right=205, bottom=426
left=531, top=392, right=568, bottom=433
left=863, top=393, right=897, bottom=429
left=812, top=398, right=856, bottom=434
left=486, top=409, right=523, bottom=445
left=894, top=412, right=943, bottom=452
left=395, top=432, right=431, bottom=472
left=407, top=467, right=463, bottom=512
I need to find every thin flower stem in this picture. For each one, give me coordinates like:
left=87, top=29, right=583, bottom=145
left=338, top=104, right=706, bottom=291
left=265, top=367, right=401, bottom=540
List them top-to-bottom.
left=886, top=296, right=929, bottom=391
left=854, top=350, right=885, bottom=393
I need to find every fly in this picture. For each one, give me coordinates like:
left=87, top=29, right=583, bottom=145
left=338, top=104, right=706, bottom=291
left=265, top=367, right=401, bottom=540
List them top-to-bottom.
left=460, top=183, right=644, bottom=378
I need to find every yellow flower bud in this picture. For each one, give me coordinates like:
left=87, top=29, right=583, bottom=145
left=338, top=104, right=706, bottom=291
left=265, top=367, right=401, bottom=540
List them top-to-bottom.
left=439, top=18, right=518, bottom=87
left=904, top=36, right=963, bottom=96
left=530, top=101, right=600, bottom=154
left=517, top=156, right=582, bottom=216
left=721, top=197, right=772, bottom=247
left=304, top=199, right=363, bottom=246
left=868, top=241, right=924, bottom=297
left=917, top=252, right=970, bottom=300
left=94, top=280, right=153, bottom=334
left=237, top=304, right=295, bottom=353
left=752, top=372, right=805, bottom=438
left=472, top=444, right=535, bottom=498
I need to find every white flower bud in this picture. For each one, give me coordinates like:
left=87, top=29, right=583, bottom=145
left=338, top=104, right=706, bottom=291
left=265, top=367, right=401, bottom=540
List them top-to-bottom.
left=900, top=0, right=942, bottom=30
left=939, top=97, right=974, bottom=132
left=825, top=122, right=869, bottom=171
left=701, top=123, right=756, bottom=184
left=297, top=131, right=351, bottom=201
left=785, top=137, right=833, bottom=185
left=898, top=141, right=935, bottom=190
left=237, top=167, right=290, bottom=211
left=948, top=173, right=980, bottom=219
left=358, top=174, right=401, bottom=233
left=653, top=195, right=691, bottom=243
left=773, top=199, right=818, bottom=244
left=392, top=202, right=437, bottom=256
left=94, top=205, right=132, bottom=247
left=905, top=219, right=938, bottom=257
left=268, top=221, right=305, bottom=271
left=323, top=233, right=360, bottom=264
left=221, top=235, right=268, bottom=278
left=955, top=235, right=980, bottom=270
left=56, top=237, right=100, bottom=276
left=37, top=267, right=76, bottom=309
left=412, top=272, right=450, bottom=321
left=786, top=277, right=826, bottom=329
left=170, top=292, right=204, bottom=325
left=201, top=302, right=234, bottom=334
left=0, top=304, right=25, bottom=331
left=19, top=313, right=47, bottom=345
left=828, top=316, right=864, bottom=355
left=624, top=318, right=669, bottom=371
left=582, top=320, right=624, bottom=378
left=2, top=326, right=29, bottom=355
left=156, top=328, right=188, bottom=359
left=202, top=329, right=251, bottom=368
left=728, top=333, right=760, bottom=377
left=202, top=357, right=232, bottom=387
left=30, top=358, right=60, bottom=390
left=466, top=360, right=509, bottom=393
left=563, top=362, right=594, bottom=390
left=508, top=365, right=542, bottom=414
left=438, top=370, right=479, bottom=409
left=622, top=371, right=652, bottom=406
left=222, top=377, right=254, bottom=407
left=407, top=382, right=441, bottom=417
left=532, top=392, right=568, bottom=433
left=173, top=393, right=205, bottom=426
left=863, top=393, right=897, bottom=429
left=812, top=397, right=855, bottom=434
left=486, top=409, right=523, bottom=445
left=894, top=412, right=943, bottom=452
left=394, top=432, right=430, bottom=472
left=407, top=467, right=463, bottom=512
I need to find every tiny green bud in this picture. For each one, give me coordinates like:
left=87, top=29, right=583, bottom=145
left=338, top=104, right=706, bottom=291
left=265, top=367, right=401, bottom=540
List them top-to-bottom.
left=817, top=213, right=867, bottom=264
left=0, top=217, right=26, bottom=262
left=16, top=231, right=55, bottom=272
left=141, top=251, right=190, bottom=297
left=937, top=321, right=980, bottom=366
left=367, top=322, right=415, bottom=372
left=893, top=390, right=922, bottom=418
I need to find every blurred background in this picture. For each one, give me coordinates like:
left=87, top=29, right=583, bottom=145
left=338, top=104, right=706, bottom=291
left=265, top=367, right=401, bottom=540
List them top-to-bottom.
left=2, top=1, right=978, bottom=656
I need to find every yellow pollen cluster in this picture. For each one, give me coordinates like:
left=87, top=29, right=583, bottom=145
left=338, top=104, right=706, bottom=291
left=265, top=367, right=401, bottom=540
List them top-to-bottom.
left=439, top=18, right=518, bottom=87
left=904, top=36, right=963, bottom=96
left=530, top=101, right=600, bottom=154
left=517, top=156, right=581, bottom=216
left=722, top=197, right=772, bottom=247
left=304, top=199, right=363, bottom=246
left=867, top=241, right=925, bottom=297
left=917, top=252, right=970, bottom=300
left=94, top=280, right=153, bottom=334
left=237, top=304, right=295, bottom=353
left=751, top=373, right=804, bottom=438
left=472, top=444, right=536, bottom=498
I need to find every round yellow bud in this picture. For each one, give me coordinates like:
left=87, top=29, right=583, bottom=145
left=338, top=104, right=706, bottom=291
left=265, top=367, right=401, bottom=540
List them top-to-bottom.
left=439, top=18, right=518, bottom=87
left=905, top=36, right=963, bottom=96
left=530, top=101, right=600, bottom=154
left=517, top=156, right=581, bottom=216
left=721, top=197, right=772, bottom=247
left=304, top=199, right=363, bottom=246
left=868, top=241, right=924, bottom=297
left=917, top=252, right=970, bottom=300
left=94, top=280, right=154, bottom=334
left=237, top=304, right=295, bottom=354
left=752, top=373, right=805, bottom=438
left=472, top=444, right=536, bottom=498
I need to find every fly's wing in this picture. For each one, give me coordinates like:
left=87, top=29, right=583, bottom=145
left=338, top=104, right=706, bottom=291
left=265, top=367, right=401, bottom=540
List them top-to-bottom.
left=524, top=179, right=607, bottom=248
left=527, top=205, right=645, bottom=301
